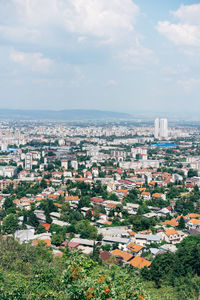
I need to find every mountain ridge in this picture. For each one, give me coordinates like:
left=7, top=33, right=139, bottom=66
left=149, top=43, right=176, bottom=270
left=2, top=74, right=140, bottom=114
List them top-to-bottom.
left=0, top=109, right=132, bottom=120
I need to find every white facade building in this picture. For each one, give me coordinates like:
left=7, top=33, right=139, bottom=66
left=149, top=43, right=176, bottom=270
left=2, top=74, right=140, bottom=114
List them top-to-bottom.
left=154, top=118, right=159, bottom=139
left=154, top=118, right=168, bottom=139
left=160, top=118, right=168, bottom=138
left=25, top=153, right=33, bottom=170
left=61, top=160, right=68, bottom=170
left=71, top=160, right=78, bottom=170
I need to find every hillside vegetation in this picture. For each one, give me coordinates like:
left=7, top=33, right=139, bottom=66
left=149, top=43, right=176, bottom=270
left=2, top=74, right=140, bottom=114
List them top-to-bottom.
left=0, top=237, right=149, bottom=300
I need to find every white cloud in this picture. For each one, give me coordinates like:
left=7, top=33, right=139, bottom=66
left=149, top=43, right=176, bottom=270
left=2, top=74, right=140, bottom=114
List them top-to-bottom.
left=0, top=0, right=139, bottom=43
left=157, top=4, right=200, bottom=48
left=172, top=4, right=200, bottom=25
left=157, top=21, right=200, bottom=47
left=0, top=25, right=39, bottom=43
left=118, top=40, right=158, bottom=68
left=10, top=50, right=53, bottom=72
left=162, top=65, right=189, bottom=75
left=178, top=78, right=200, bottom=91
left=106, top=80, right=117, bottom=86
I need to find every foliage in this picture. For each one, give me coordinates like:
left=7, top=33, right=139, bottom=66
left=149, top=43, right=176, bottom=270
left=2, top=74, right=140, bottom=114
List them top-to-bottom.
left=188, top=169, right=198, bottom=178
left=2, top=214, right=19, bottom=234
left=178, top=216, right=185, bottom=229
left=75, top=219, right=98, bottom=240
left=51, top=233, right=65, bottom=246
left=143, top=235, right=200, bottom=299
left=0, top=237, right=149, bottom=299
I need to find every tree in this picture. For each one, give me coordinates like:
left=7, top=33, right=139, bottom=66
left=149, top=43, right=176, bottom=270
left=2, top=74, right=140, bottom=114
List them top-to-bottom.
left=188, top=169, right=198, bottom=178
left=40, top=179, right=47, bottom=189
left=108, top=193, right=119, bottom=201
left=78, top=196, right=91, bottom=208
left=3, top=198, right=15, bottom=211
left=40, top=199, right=57, bottom=215
left=137, top=204, right=150, bottom=216
left=86, top=210, right=93, bottom=221
left=27, top=211, right=39, bottom=227
left=46, top=213, right=52, bottom=224
left=2, top=214, right=19, bottom=234
left=178, top=216, right=185, bottom=229
left=75, top=220, right=97, bottom=240
left=36, top=224, right=46, bottom=234
left=51, top=233, right=64, bottom=246
left=97, top=233, right=103, bottom=241
left=148, top=235, right=200, bottom=293
left=0, top=237, right=148, bottom=299
left=92, top=243, right=100, bottom=262
left=102, top=244, right=111, bottom=251
left=149, top=251, right=175, bottom=288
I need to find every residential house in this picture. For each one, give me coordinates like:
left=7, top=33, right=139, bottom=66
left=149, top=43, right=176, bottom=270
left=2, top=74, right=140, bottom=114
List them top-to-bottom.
left=186, top=218, right=200, bottom=230
left=163, top=228, right=181, bottom=244
left=126, top=242, right=144, bottom=256
left=111, top=249, right=133, bottom=262
left=129, top=257, right=151, bottom=269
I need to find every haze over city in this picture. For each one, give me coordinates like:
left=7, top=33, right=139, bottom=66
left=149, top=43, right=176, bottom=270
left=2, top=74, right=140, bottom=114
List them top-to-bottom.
left=0, top=0, right=200, bottom=115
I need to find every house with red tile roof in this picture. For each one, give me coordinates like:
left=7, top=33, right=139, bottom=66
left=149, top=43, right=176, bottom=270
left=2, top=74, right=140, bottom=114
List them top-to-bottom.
left=65, top=196, right=80, bottom=204
left=186, top=218, right=200, bottom=230
left=163, top=228, right=180, bottom=244
left=126, top=242, right=144, bottom=256
left=111, top=249, right=133, bottom=262
left=129, top=257, right=151, bottom=269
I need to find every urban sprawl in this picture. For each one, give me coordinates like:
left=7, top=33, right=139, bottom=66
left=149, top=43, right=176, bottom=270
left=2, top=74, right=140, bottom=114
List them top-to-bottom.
left=1, top=118, right=200, bottom=271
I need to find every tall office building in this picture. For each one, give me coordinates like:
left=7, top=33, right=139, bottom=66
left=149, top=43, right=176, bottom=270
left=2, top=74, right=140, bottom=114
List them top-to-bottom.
left=154, top=118, right=159, bottom=138
left=154, top=118, right=168, bottom=139
left=160, top=118, right=168, bottom=138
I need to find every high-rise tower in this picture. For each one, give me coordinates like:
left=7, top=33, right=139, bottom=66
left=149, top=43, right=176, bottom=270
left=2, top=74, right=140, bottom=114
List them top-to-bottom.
left=154, top=118, right=159, bottom=138
left=154, top=118, right=168, bottom=139
left=160, top=118, right=168, bottom=138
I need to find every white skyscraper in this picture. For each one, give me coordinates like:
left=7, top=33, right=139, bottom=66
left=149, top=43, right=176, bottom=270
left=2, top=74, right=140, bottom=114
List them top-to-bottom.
left=154, top=118, right=159, bottom=138
left=154, top=118, right=168, bottom=139
left=160, top=118, right=168, bottom=138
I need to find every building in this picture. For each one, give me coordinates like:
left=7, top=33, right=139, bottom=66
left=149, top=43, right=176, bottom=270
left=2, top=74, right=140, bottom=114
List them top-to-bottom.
left=154, top=118, right=159, bottom=139
left=154, top=118, right=168, bottom=139
left=160, top=118, right=168, bottom=138
left=1, top=143, right=8, bottom=151
left=131, top=147, right=147, bottom=159
left=25, top=153, right=33, bottom=170
left=61, top=160, right=68, bottom=170
left=71, top=160, right=78, bottom=170
left=0, top=179, right=11, bottom=190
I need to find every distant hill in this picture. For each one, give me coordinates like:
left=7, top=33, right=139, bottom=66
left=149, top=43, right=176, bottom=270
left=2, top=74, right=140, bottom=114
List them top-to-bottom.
left=0, top=109, right=132, bottom=121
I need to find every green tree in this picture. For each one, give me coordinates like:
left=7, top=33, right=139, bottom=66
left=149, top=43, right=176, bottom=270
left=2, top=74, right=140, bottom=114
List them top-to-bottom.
left=188, top=169, right=198, bottom=178
left=40, top=179, right=47, bottom=189
left=108, top=193, right=119, bottom=201
left=3, top=197, right=15, bottom=211
left=40, top=199, right=57, bottom=215
left=27, top=211, right=39, bottom=227
left=2, top=214, right=19, bottom=234
left=178, top=216, right=185, bottom=229
left=75, top=220, right=97, bottom=240
left=36, top=224, right=46, bottom=234
left=51, top=233, right=64, bottom=246
left=149, top=251, right=175, bottom=288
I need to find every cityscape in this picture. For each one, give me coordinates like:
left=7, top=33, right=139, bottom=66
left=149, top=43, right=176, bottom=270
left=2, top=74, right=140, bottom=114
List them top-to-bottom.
left=0, top=0, right=200, bottom=299
left=0, top=117, right=199, bottom=298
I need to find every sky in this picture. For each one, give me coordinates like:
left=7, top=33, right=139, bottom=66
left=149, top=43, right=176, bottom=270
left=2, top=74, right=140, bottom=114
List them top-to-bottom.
left=0, top=0, right=200, bottom=114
